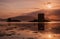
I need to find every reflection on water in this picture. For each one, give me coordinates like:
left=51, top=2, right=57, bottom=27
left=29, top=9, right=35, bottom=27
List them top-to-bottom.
left=0, top=22, right=60, bottom=39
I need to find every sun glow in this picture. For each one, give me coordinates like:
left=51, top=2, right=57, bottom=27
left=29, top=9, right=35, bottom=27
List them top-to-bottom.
left=45, top=2, right=53, bottom=9
left=47, top=4, right=52, bottom=9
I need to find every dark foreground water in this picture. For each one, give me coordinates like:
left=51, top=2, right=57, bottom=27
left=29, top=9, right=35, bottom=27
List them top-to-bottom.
left=0, top=22, right=60, bottom=39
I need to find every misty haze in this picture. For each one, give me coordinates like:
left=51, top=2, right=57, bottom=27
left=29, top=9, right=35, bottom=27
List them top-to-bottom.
left=0, top=0, right=60, bottom=39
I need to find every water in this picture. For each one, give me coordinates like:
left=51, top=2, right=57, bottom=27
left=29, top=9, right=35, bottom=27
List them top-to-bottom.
left=0, top=22, right=60, bottom=39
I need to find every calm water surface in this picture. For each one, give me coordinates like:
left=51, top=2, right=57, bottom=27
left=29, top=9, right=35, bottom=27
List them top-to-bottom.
left=0, top=22, right=60, bottom=39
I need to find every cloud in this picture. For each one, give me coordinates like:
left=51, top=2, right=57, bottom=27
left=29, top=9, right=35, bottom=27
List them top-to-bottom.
left=0, top=0, right=18, bottom=2
left=0, top=0, right=60, bottom=19
left=0, top=0, right=37, bottom=2
left=47, top=9, right=60, bottom=21
left=53, top=9, right=60, bottom=15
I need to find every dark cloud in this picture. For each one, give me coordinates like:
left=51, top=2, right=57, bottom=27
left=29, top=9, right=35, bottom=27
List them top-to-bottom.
left=47, top=9, right=60, bottom=21
left=52, top=9, right=60, bottom=15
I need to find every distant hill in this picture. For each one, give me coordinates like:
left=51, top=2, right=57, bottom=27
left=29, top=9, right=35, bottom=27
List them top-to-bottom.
left=5, top=9, right=60, bottom=22
left=6, top=10, right=44, bottom=22
left=6, top=16, right=36, bottom=22
left=0, top=18, right=6, bottom=21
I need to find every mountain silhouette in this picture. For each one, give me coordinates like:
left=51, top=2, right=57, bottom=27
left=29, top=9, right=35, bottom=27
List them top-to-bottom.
left=5, top=9, right=60, bottom=22
left=6, top=10, right=49, bottom=22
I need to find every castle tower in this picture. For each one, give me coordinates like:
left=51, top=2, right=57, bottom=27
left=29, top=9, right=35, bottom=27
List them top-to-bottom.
left=38, top=13, right=45, bottom=31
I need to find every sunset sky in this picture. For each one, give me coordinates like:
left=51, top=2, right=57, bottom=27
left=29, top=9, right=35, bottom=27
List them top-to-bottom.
left=0, top=0, right=60, bottom=18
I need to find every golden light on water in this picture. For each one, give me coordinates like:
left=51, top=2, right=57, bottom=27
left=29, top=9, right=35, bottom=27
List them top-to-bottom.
left=42, top=33, right=54, bottom=39
left=48, top=34, right=53, bottom=38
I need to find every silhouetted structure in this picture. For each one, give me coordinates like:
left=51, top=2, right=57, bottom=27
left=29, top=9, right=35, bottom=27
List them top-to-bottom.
left=38, top=13, right=45, bottom=31
left=38, top=13, right=45, bottom=22
left=7, top=18, right=20, bottom=22
left=7, top=18, right=11, bottom=22
left=29, top=19, right=38, bottom=22
left=29, top=19, right=50, bottom=22
left=10, top=20, right=20, bottom=22
left=38, top=23, right=45, bottom=31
